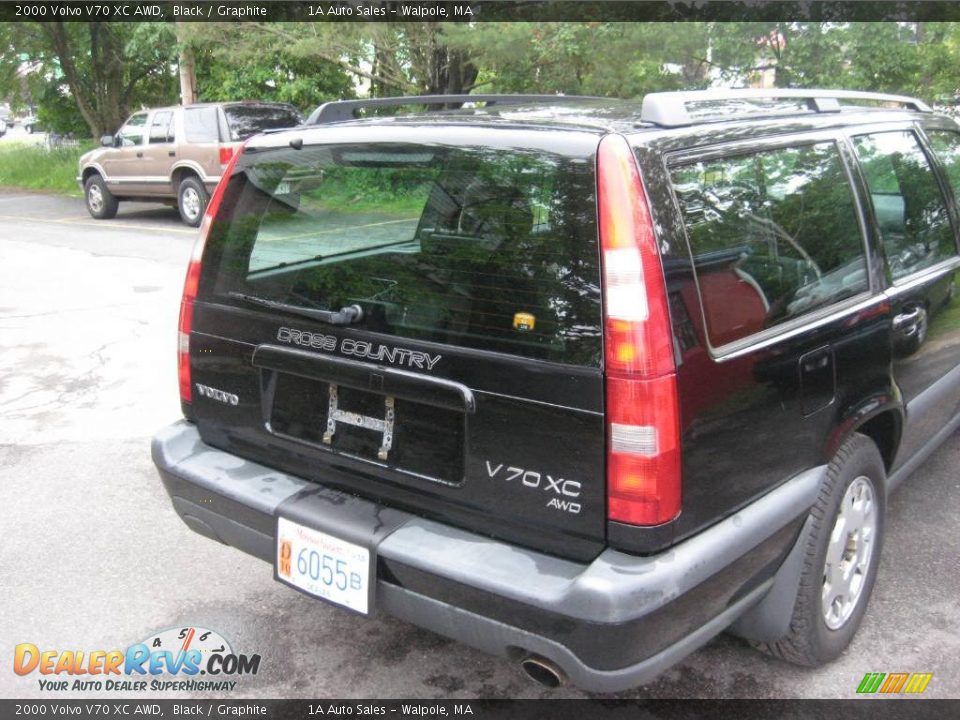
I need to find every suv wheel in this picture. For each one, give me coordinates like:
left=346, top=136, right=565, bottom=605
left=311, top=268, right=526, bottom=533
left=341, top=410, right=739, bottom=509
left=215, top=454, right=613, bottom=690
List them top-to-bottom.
left=84, top=175, right=119, bottom=220
left=177, top=177, right=209, bottom=227
left=756, top=433, right=885, bottom=666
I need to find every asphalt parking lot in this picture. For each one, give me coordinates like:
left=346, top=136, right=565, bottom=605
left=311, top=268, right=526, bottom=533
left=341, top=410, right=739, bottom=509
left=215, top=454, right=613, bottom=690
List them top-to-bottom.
left=1, top=189, right=958, bottom=700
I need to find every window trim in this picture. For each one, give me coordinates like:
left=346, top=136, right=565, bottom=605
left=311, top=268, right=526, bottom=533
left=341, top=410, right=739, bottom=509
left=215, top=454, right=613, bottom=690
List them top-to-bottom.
left=663, top=129, right=876, bottom=359
left=883, top=255, right=960, bottom=300
left=707, top=290, right=878, bottom=362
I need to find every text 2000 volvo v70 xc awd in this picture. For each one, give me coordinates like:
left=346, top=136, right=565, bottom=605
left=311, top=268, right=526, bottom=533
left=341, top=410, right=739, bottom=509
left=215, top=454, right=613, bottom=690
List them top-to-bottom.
left=153, top=91, right=960, bottom=691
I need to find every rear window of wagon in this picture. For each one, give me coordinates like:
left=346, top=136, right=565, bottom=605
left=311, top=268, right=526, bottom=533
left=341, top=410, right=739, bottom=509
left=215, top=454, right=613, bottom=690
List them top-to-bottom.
left=205, top=142, right=603, bottom=365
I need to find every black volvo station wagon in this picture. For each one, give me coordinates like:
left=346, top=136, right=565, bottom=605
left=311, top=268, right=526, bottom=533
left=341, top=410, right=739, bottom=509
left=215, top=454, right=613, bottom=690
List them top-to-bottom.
left=153, top=90, right=960, bottom=691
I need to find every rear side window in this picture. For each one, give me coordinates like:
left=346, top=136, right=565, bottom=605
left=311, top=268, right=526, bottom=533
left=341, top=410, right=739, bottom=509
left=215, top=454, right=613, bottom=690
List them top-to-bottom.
left=223, top=105, right=301, bottom=141
left=184, top=107, right=220, bottom=143
left=149, top=111, right=174, bottom=144
left=927, top=130, right=960, bottom=193
left=852, top=131, right=957, bottom=281
left=671, top=142, right=868, bottom=347
left=209, top=143, right=601, bottom=364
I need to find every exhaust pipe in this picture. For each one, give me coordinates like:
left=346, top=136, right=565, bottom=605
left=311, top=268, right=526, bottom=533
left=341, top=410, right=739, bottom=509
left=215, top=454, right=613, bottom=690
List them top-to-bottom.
left=520, top=655, right=565, bottom=688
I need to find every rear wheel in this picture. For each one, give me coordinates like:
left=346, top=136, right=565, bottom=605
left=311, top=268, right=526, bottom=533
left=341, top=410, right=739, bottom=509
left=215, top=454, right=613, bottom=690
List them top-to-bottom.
left=84, top=174, right=119, bottom=220
left=177, top=176, right=209, bottom=227
left=756, top=433, right=885, bottom=665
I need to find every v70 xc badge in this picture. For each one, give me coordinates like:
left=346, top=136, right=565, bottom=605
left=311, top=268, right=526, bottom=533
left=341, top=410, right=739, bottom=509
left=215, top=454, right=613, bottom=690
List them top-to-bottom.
left=485, top=461, right=582, bottom=514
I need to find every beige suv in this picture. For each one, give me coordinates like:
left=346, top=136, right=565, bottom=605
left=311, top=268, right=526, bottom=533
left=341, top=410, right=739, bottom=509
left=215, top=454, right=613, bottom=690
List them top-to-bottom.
left=77, top=102, right=301, bottom=226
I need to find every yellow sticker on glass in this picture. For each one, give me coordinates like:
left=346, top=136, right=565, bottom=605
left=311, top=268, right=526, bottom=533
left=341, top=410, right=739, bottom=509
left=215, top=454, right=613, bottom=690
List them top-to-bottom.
left=513, top=312, right=536, bottom=331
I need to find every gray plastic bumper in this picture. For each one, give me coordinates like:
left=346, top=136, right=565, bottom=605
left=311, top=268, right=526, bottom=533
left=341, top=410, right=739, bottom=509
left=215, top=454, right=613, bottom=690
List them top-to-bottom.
left=152, top=420, right=822, bottom=692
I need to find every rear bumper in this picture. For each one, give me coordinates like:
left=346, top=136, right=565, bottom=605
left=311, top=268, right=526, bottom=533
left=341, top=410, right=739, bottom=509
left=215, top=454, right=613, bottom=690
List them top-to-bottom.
left=152, top=420, right=820, bottom=693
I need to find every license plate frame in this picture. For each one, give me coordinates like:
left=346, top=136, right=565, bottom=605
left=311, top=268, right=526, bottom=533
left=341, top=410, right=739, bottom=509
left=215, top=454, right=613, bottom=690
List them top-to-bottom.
left=274, top=515, right=374, bottom=615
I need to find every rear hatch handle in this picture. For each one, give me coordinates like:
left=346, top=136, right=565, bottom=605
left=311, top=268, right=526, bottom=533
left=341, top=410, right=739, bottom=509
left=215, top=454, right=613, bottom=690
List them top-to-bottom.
left=229, top=292, right=363, bottom=326
left=252, top=345, right=475, bottom=414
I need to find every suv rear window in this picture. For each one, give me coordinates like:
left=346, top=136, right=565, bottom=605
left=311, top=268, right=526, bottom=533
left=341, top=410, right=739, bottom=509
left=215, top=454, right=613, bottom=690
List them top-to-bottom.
left=223, top=105, right=302, bottom=141
left=670, top=142, right=868, bottom=347
left=208, top=143, right=601, bottom=364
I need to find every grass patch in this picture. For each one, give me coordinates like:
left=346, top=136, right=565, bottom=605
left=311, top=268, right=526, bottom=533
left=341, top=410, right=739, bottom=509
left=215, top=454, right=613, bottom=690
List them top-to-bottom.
left=0, top=141, right=94, bottom=196
left=303, top=180, right=431, bottom=216
left=927, top=291, right=960, bottom=342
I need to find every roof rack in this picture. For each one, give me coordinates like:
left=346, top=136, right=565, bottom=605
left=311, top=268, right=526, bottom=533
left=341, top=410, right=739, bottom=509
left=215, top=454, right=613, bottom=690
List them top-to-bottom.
left=640, top=89, right=932, bottom=127
left=306, top=94, right=606, bottom=125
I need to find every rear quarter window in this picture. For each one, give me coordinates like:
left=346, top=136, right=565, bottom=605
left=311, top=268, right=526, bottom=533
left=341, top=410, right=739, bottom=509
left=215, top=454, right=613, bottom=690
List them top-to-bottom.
left=184, top=107, right=220, bottom=143
left=927, top=129, right=960, bottom=196
left=853, top=130, right=957, bottom=281
left=670, top=141, right=868, bottom=348
left=207, top=142, right=602, bottom=365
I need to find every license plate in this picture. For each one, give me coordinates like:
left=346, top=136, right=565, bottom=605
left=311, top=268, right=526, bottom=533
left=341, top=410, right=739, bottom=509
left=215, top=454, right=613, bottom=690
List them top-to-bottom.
left=275, top=181, right=291, bottom=195
left=275, top=516, right=371, bottom=614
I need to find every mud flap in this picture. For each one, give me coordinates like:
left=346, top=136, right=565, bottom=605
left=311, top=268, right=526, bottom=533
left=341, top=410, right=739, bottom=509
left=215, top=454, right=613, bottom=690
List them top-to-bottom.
left=727, top=513, right=816, bottom=642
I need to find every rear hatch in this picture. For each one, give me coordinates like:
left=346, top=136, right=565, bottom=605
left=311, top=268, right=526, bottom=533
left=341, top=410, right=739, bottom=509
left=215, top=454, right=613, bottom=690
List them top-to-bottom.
left=189, top=125, right=606, bottom=560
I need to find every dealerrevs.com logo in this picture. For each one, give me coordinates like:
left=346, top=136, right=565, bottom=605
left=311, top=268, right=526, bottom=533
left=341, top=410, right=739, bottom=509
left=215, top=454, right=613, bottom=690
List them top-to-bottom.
left=13, top=627, right=261, bottom=692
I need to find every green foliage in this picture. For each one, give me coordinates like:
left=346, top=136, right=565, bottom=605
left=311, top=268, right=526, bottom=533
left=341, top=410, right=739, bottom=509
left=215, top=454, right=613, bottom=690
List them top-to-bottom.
left=6, top=19, right=960, bottom=164
left=444, top=21, right=960, bottom=103
left=0, top=22, right=179, bottom=138
left=442, top=22, right=715, bottom=96
left=193, top=46, right=354, bottom=111
left=34, top=83, right=89, bottom=136
left=0, top=141, right=94, bottom=196
left=307, top=166, right=434, bottom=215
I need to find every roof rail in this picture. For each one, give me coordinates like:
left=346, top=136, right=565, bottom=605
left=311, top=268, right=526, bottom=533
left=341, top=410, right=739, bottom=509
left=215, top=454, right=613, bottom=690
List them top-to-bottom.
left=640, top=89, right=932, bottom=127
left=306, top=94, right=607, bottom=125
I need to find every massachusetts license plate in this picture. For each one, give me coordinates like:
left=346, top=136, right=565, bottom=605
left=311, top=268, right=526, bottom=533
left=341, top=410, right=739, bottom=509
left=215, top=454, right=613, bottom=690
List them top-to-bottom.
left=275, top=516, right=371, bottom=614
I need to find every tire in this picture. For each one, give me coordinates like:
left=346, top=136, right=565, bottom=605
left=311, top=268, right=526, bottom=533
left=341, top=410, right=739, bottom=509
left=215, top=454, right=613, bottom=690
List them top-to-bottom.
left=84, top=174, right=119, bottom=220
left=177, top=176, right=209, bottom=227
left=755, top=433, right=885, bottom=666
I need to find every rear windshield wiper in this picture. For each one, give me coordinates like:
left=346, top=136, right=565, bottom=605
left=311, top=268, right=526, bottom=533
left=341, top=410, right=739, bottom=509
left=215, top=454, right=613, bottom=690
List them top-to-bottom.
left=247, top=239, right=418, bottom=277
left=228, top=292, right=363, bottom=326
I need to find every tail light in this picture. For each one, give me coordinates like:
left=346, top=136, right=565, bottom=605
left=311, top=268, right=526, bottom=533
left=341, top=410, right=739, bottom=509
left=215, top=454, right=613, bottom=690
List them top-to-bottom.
left=598, top=134, right=681, bottom=526
left=179, top=143, right=246, bottom=409
left=219, top=145, right=235, bottom=167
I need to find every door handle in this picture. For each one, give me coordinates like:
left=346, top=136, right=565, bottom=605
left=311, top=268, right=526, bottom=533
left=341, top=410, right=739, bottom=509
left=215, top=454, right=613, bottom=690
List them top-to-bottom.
left=168, top=151, right=176, bottom=157
left=893, top=307, right=921, bottom=330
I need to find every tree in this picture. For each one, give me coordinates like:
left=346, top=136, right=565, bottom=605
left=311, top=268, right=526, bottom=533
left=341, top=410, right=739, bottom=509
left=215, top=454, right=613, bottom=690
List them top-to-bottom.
left=5, top=20, right=960, bottom=141
left=0, top=21, right=178, bottom=138
left=182, top=21, right=477, bottom=105
left=441, top=23, right=719, bottom=97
